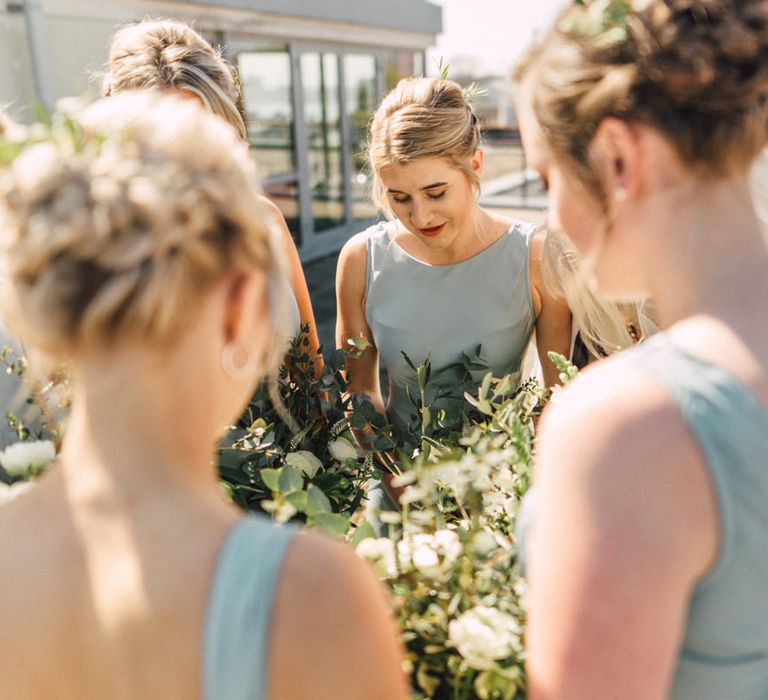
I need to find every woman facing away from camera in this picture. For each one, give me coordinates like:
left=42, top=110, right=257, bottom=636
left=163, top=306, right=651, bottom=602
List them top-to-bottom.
left=515, top=0, right=768, bottom=697
left=103, top=18, right=320, bottom=355
left=336, top=77, right=572, bottom=514
left=0, top=93, right=407, bottom=700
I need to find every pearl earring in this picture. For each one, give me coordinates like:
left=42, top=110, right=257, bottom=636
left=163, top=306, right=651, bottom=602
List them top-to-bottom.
left=614, top=186, right=627, bottom=202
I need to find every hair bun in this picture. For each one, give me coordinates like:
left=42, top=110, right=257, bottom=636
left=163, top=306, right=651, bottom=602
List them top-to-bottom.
left=631, top=0, right=768, bottom=114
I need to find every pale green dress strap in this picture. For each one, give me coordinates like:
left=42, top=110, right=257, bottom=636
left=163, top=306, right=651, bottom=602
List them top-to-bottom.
left=203, top=515, right=297, bottom=700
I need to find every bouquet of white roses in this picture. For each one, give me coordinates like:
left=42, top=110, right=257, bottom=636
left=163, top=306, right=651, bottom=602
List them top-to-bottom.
left=354, top=366, right=560, bottom=699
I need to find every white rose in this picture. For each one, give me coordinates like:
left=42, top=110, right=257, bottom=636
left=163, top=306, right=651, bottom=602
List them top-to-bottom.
left=328, top=437, right=359, bottom=463
left=0, top=440, right=56, bottom=477
left=284, top=450, right=323, bottom=479
left=0, top=481, right=34, bottom=505
left=398, top=529, right=461, bottom=578
left=472, top=529, right=499, bottom=556
left=355, top=537, right=397, bottom=578
left=448, top=606, right=521, bottom=670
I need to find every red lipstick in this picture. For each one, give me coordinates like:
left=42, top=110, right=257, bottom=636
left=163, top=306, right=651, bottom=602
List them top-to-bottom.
left=419, top=223, right=445, bottom=237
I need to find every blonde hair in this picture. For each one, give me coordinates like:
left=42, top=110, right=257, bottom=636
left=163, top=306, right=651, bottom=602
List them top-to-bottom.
left=516, top=0, right=768, bottom=202
left=102, top=19, right=247, bottom=141
left=368, top=77, right=482, bottom=216
left=0, top=93, right=281, bottom=365
left=542, top=231, right=639, bottom=357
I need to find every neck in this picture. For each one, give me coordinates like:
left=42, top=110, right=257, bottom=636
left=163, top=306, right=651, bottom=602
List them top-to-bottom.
left=637, top=177, right=768, bottom=330
left=58, top=344, right=226, bottom=508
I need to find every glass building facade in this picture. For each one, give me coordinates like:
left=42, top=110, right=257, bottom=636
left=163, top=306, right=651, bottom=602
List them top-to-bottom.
left=5, top=0, right=439, bottom=260
left=235, top=44, right=426, bottom=260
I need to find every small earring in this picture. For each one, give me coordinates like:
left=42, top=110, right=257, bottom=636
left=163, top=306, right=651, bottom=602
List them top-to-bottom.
left=614, top=186, right=627, bottom=203
left=221, top=342, right=256, bottom=381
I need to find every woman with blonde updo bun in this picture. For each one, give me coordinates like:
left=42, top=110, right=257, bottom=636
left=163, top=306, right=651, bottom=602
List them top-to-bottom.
left=515, top=0, right=768, bottom=697
left=103, top=18, right=320, bottom=359
left=336, top=77, right=572, bottom=521
left=0, top=93, right=407, bottom=700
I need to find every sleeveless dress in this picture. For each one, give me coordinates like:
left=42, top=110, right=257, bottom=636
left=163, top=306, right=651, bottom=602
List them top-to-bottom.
left=364, top=220, right=537, bottom=524
left=365, top=220, right=537, bottom=428
left=518, top=333, right=768, bottom=698
left=203, top=515, right=297, bottom=700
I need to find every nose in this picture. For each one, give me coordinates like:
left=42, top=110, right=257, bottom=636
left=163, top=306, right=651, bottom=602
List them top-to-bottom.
left=410, top=198, right=435, bottom=229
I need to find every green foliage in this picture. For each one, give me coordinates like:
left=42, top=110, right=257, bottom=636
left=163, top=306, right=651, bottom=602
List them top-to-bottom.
left=562, top=0, right=632, bottom=45
left=0, top=98, right=104, bottom=169
left=218, top=326, right=378, bottom=537
left=0, top=346, right=68, bottom=452
left=354, top=373, right=548, bottom=699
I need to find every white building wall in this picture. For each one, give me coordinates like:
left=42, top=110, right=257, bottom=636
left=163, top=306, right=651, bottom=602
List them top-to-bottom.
left=0, top=10, right=37, bottom=120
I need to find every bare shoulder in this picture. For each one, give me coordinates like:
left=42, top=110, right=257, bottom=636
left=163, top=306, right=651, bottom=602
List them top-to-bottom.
left=256, top=193, right=283, bottom=221
left=257, top=195, right=298, bottom=252
left=337, top=229, right=370, bottom=266
left=335, top=230, right=371, bottom=293
left=536, top=356, right=718, bottom=574
left=539, top=358, right=690, bottom=476
left=270, top=530, right=407, bottom=699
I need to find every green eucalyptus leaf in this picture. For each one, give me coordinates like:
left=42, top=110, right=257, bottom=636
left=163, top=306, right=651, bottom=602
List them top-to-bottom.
left=278, top=465, right=304, bottom=493
left=260, top=467, right=282, bottom=492
left=306, top=483, right=332, bottom=514
left=284, top=490, right=308, bottom=512
left=310, top=512, right=350, bottom=538
left=349, top=520, right=376, bottom=546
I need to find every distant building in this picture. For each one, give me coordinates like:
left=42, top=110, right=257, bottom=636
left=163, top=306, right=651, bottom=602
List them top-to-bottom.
left=1, top=0, right=442, bottom=260
left=450, top=72, right=519, bottom=131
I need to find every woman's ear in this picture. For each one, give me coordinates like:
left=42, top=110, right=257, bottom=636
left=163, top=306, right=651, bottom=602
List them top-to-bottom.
left=591, top=117, right=643, bottom=203
left=470, top=148, right=484, bottom=175
left=221, top=269, right=271, bottom=355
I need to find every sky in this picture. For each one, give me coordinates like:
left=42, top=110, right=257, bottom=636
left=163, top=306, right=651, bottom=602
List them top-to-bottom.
left=426, top=0, right=565, bottom=77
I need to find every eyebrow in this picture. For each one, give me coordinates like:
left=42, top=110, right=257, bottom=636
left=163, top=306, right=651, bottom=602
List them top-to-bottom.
left=387, top=182, right=449, bottom=194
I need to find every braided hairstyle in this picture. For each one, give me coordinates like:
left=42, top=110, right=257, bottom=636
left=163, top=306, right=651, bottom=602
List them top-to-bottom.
left=517, top=0, right=768, bottom=201
left=102, top=19, right=246, bottom=141
left=368, top=78, right=482, bottom=217
left=0, top=93, right=280, bottom=362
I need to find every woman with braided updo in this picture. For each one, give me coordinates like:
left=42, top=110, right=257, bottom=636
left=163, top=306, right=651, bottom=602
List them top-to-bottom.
left=515, top=0, right=768, bottom=697
left=103, top=18, right=320, bottom=356
left=336, top=77, right=572, bottom=520
left=0, top=93, right=407, bottom=700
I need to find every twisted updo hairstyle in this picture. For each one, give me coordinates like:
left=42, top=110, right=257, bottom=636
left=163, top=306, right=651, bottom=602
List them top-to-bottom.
left=517, top=0, right=768, bottom=199
left=102, top=19, right=247, bottom=141
left=368, top=78, right=482, bottom=216
left=0, top=93, right=281, bottom=362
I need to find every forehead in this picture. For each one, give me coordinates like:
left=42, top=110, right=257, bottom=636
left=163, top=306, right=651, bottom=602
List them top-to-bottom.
left=379, top=157, right=463, bottom=189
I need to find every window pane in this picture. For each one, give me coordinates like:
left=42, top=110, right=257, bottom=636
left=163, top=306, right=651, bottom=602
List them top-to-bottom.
left=239, top=49, right=295, bottom=179
left=384, top=51, right=416, bottom=90
left=302, top=52, right=345, bottom=233
left=344, top=54, right=378, bottom=221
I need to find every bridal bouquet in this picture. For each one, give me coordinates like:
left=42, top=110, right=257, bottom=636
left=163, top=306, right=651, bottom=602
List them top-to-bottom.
left=218, top=326, right=379, bottom=536
left=354, top=365, right=561, bottom=699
